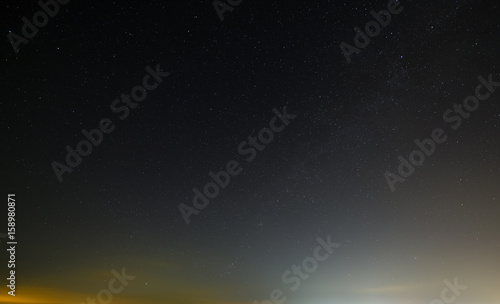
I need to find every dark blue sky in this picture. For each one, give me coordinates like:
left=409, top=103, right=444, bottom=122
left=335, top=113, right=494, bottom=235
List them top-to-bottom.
left=1, top=0, right=499, bottom=303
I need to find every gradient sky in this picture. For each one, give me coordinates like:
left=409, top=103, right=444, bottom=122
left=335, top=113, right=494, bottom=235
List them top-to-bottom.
left=1, top=0, right=500, bottom=304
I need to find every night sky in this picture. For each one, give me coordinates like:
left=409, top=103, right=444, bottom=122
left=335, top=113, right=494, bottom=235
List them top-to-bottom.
left=1, top=0, right=500, bottom=303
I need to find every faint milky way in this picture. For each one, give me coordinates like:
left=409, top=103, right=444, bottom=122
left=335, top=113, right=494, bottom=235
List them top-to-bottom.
left=1, top=1, right=500, bottom=304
